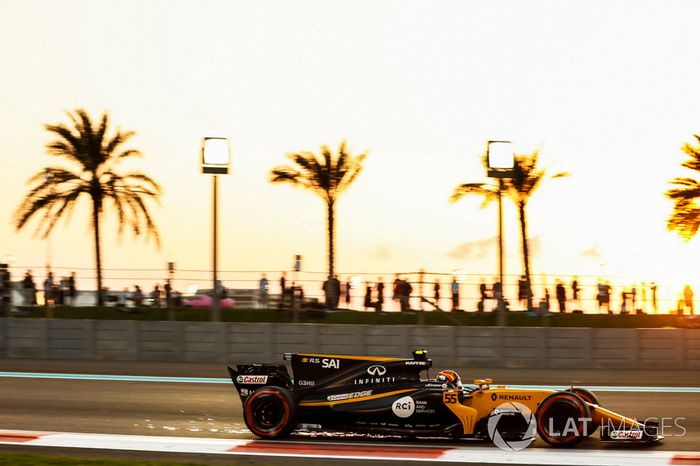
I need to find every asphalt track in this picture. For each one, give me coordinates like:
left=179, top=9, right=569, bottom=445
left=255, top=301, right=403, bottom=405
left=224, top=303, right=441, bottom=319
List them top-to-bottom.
left=0, top=359, right=699, bottom=465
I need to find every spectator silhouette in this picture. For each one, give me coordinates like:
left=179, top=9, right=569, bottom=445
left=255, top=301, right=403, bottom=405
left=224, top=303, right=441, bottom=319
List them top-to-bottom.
left=22, top=270, right=36, bottom=306
left=43, top=272, right=54, bottom=307
left=67, top=272, right=77, bottom=306
left=280, top=272, right=287, bottom=306
left=259, top=273, right=269, bottom=309
left=392, top=274, right=400, bottom=305
left=323, top=275, right=341, bottom=309
left=518, top=275, right=529, bottom=309
left=451, top=276, right=459, bottom=312
left=345, top=277, right=352, bottom=305
left=376, top=277, right=385, bottom=312
left=397, top=277, right=412, bottom=312
left=571, top=277, right=580, bottom=303
left=433, top=278, right=440, bottom=306
left=492, top=278, right=502, bottom=311
left=478, top=279, right=488, bottom=312
left=164, top=280, right=173, bottom=309
left=597, top=280, right=612, bottom=314
left=556, top=281, right=566, bottom=312
left=364, top=282, right=373, bottom=310
left=151, top=284, right=161, bottom=308
left=683, top=284, right=694, bottom=315
left=132, top=285, right=144, bottom=307
left=620, top=289, right=629, bottom=314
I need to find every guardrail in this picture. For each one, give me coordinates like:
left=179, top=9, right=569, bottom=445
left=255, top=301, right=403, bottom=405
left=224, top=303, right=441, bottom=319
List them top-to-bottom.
left=0, top=318, right=698, bottom=369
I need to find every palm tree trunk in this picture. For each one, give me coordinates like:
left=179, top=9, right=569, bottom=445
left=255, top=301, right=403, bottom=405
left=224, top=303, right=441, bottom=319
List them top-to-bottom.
left=92, top=195, right=104, bottom=306
left=327, top=200, right=335, bottom=279
left=518, top=201, right=533, bottom=311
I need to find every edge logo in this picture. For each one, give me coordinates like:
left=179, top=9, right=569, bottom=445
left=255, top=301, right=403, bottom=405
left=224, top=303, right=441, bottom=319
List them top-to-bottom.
left=367, top=365, right=387, bottom=376
left=392, top=396, right=415, bottom=418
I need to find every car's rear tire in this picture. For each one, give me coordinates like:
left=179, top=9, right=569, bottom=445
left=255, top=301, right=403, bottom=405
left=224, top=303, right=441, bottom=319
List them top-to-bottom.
left=243, top=386, right=297, bottom=438
left=566, top=388, right=600, bottom=436
left=536, top=392, right=591, bottom=447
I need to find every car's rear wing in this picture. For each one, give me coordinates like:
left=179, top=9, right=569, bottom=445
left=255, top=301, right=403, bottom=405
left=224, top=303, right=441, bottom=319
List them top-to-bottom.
left=282, top=349, right=431, bottom=364
left=283, top=349, right=432, bottom=390
left=227, top=364, right=292, bottom=402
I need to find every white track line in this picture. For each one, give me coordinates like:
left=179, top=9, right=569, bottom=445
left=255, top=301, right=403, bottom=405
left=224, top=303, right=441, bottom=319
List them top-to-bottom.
left=0, top=429, right=698, bottom=465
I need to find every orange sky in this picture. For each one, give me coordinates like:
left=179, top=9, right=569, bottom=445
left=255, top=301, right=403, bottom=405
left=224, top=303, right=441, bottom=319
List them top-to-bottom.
left=2, top=0, right=700, bottom=311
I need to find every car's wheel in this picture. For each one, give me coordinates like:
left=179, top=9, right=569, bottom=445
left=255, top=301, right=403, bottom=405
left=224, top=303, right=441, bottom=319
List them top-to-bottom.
left=243, top=386, right=297, bottom=438
left=567, top=387, right=599, bottom=406
left=566, top=388, right=600, bottom=436
left=536, top=392, right=591, bottom=447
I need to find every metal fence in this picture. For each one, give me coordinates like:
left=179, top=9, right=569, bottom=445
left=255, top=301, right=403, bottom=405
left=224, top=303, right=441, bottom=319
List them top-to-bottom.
left=1, top=264, right=688, bottom=315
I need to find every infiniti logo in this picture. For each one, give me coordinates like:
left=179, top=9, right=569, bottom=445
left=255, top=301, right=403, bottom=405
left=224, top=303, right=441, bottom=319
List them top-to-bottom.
left=367, top=365, right=387, bottom=376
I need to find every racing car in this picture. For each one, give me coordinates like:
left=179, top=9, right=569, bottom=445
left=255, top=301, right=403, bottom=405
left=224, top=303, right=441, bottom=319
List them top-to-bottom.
left=228, top=350, right=662, bottom=447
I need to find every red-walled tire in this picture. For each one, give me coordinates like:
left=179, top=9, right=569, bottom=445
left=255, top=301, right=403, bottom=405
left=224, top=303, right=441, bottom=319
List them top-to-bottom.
left=243, top=386, right=297, bottom=439
left=567, top=387, right=599, bottom=406
left=567, top=388, right=600, bottom=435
left=536, top=392, right=591, bottom=447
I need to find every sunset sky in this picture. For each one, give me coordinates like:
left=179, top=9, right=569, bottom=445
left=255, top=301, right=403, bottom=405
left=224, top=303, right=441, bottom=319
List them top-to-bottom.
left=2, top=0, right=700, bottom=309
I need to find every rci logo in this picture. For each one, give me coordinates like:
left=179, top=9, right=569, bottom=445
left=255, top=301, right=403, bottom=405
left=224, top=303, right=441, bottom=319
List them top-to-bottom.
left=367, top=365, right=387, bottom=376
left=392, top=396, right=414, bottom=418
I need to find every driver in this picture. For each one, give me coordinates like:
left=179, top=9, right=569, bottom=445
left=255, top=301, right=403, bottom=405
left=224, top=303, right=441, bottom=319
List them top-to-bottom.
left=436, top=369, right=462, bottom=389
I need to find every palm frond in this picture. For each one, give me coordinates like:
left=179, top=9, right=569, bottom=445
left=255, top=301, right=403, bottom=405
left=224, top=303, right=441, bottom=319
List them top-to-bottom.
left=17, top=109, right=161, bottom=244
left=270, top=141, right=366, bottom=203
left=269, top=167, right=310, bottom=188
left=666, top=178, right=700, bottom=203
left=449, top=183, right=497, bottom=207
left=15, top=184, right=87, bottom=238
left=667, top=199, right=700, bottom=241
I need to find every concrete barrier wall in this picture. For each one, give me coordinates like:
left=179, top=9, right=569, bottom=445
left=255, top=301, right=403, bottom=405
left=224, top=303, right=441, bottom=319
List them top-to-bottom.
left=0, top=318, right=698, bottom=369
left=0, top=318, right=6, bottom=357
left=684, top=329, right=700, bottom=370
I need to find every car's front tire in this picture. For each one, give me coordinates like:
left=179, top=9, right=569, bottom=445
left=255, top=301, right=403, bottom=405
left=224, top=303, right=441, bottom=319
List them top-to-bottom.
left=243, top=386, right=297, bottom=438
left=566, top=387, right=600, bottom=435
left=536, top=392, right=591, bottom=447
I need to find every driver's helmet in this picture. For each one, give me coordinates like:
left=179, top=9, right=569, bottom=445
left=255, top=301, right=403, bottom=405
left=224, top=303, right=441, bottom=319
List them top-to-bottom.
left=436, top=369, right=462, bottom=388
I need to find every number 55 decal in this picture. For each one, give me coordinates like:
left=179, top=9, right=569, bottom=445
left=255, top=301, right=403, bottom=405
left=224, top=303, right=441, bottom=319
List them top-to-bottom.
left=443, top=391, right=458, bottom=404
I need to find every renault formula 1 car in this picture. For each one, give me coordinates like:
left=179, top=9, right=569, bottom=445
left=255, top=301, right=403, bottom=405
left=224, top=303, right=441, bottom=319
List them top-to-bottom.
left=228, top=350, right=662, bottom=447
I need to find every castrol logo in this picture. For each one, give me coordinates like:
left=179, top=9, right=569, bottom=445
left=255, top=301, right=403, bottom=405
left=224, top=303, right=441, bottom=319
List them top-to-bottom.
left=236, top=375, right=268, bottom=384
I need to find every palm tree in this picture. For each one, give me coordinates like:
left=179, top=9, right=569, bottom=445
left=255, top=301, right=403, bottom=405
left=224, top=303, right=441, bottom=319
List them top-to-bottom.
left=15, top=109, right=161, bottom=305
left=666, top=135, right=700, bottom=240
left=269, top=141, right=366, bottom=282
left=450, top=151, right=567, bottom=309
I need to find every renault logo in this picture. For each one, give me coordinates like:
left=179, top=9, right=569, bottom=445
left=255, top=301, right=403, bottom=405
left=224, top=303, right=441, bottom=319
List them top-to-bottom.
left=367, top=365, right=387, bottom=376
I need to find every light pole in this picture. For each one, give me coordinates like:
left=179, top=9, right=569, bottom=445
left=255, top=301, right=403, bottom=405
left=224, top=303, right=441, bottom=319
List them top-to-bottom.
left=201, top=137, right=231, bottom=322
left=486, top=141, right=515, bottom=326
left=44, top=169, right=53, bottom=272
